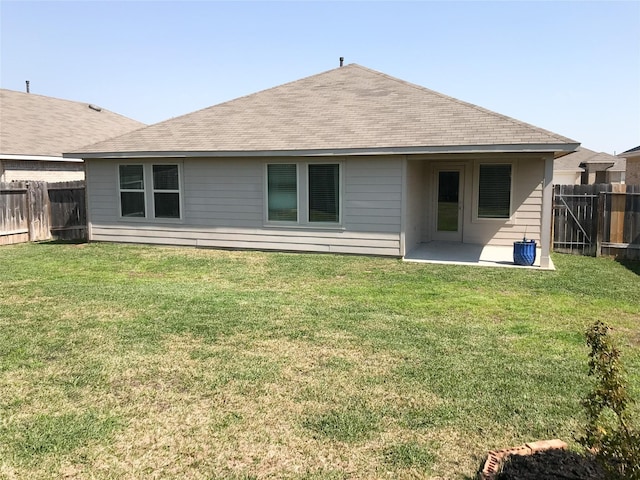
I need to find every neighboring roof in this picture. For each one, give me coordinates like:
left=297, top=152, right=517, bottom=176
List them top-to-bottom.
left=68, top=64, right=578, bottom=158
left=0, top=89, right=145, bottom=158
left=619, top=145, right=640, bottom=158
left=554, top=147, right=591, bottom=172
left=555, top=147, right=625, bottom=172
left=580, top=149, right=625, bottom=172
left=582, top=151, right=616, bottom=165
left=607, top=156, right=626, bottom=172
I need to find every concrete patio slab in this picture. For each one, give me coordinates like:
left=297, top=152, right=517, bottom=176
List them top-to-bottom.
left=403, top=241, right=555, bottom=270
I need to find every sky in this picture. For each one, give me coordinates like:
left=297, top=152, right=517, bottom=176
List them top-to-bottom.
left=1, top=0, right=639, bottom=155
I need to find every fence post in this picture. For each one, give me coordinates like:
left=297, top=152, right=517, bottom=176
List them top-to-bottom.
left=26, top=182, right=34, bottom=242
left=596, top=192, right=605, bottom=257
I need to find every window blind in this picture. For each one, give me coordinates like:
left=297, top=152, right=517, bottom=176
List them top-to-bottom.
left=309, top=164, right=339, bottom=223
left=478, top=164, right=511, bottom=218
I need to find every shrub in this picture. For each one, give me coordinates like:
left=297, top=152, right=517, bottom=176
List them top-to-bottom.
left=578, top=321, right=640, bottom=480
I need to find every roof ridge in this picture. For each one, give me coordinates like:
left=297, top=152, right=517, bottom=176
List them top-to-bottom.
left=349, top=65, right=574, bottom=144
left=0, top=87, right=97, bottom=109
left=0, top=88, right=145, bottom=125
left=1, top=88, right=145, bottom=156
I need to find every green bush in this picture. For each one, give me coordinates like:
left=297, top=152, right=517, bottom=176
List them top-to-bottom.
left=579, top=321, right=640, bottom=480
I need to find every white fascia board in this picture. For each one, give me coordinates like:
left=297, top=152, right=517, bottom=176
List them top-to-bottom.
left=68, top=143, right=581, bottom=160
left=1, top=154, right=84, bottom=163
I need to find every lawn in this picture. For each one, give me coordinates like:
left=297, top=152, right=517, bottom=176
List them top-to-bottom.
left=0, top=242, right=638, bottom=479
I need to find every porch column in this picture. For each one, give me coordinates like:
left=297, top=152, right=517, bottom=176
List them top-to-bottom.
left=399, top=155, right=408, bottom=257
left=540, top=156, right=554, bottom=269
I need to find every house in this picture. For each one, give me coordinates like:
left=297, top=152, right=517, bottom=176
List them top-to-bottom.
left=67, top=64, right=579, bottom=269
left=0, top=88, right=144, bottom=182
left=620, top=146, right=640, bottom=185
left=553, top=147, right=626, bottom=185
left=553, top=150, right=585, bottom=185
left=579, top=150, right=626, bottom=184
left=604, top=156, right=627, bottom=184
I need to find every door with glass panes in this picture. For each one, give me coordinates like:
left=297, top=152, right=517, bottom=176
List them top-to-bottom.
left=433, top=167, right=463, bottom=241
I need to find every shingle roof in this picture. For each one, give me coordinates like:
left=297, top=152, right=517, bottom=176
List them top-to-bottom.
left=69, top=64, right=577, bottom=157
left=0, top=89, right=145, bottom=157
left=620, top=145, right=640, bottom=158
left=554, top=147, right=590, bottom=171
left=556, top=147, right=625, bottom=172
left=579, top=148, right=626, bottom=171
left=608, top=156, right=626, bottom=172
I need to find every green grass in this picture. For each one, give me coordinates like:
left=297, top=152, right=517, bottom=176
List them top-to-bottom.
left=0, top=242, right=638, bottom=479
left=303, top=400, right=381, bottom=442
left=4, top=411, right=121, bottom=461
left=383, top=441, right=437, bottom=469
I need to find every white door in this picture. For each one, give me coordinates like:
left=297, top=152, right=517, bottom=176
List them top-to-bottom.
left=433, top=168, right=463, bottom=242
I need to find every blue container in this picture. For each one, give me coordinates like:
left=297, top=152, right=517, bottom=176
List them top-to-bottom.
left=513, top=240, right=536, bottom=266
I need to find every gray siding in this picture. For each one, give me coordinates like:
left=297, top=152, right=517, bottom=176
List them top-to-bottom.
left=86, top=156, right=402, bottom=256
left=344, top=157, right=402, bottom=234
left=184, top=158, right=263, bottom=226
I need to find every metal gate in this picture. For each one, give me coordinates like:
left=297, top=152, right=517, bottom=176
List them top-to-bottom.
left=553, top=183, right=640, bottom=259
left=553, top=185, right=599, bottom=255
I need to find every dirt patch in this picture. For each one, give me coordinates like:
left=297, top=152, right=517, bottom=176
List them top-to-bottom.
left=496, top=448, right=605, bottom=480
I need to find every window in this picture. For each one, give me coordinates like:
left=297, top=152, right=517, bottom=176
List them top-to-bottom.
left=266, top=162, right=341, bottom=226
left=118, top=163, right=181, bottom=219
left=267, top=164, right=297, bottom=221
left=309, top=164, right=339, bottom=223
left=478, top=164, right=511, bottom=219
left=119, top=165, right=145, bottom=217
left=153, top=165, right=180, bottom=218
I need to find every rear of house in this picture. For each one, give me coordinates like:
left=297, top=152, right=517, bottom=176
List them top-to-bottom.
left=71, top=64, right=578, bottom=268
left=87, top=155, right=402, bottom=256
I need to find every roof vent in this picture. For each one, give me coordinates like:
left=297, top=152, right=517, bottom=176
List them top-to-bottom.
left=339, top=57, right=344, bottom=67
left=88, top=104, right=102, bottom=112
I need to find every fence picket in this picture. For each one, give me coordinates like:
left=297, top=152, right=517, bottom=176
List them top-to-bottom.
left=0, top=181, right=86, bottom=245
left=553, top=183, right=640, bottom=259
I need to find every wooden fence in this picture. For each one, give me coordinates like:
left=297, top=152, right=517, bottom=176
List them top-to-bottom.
left=0, top=181, right=86, bottom=246
left=553, top=184, right=640, bottom=260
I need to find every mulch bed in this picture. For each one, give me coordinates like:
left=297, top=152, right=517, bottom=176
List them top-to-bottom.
left=495, top=448, right=606, bottom=480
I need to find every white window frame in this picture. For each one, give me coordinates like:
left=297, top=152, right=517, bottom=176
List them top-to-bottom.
left=264, top=161, right=343, bottom=228
left=472, top=161, right=515, bottom=223
left=117, top=162, right=183, bottom=222
left=306, top=162, right=342, bottom=226
left=265, top=163, right=299, bottom=224
left=118, top=164, right=147, bottom=219
left=151, top=164, right=182, bottom=220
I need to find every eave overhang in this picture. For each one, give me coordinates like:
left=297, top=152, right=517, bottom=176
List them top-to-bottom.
left=65, top=143, right=580, bottom=160
left=619, top=150, right=640, bottom=159
left=1, top=154, right=84, bottom=163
